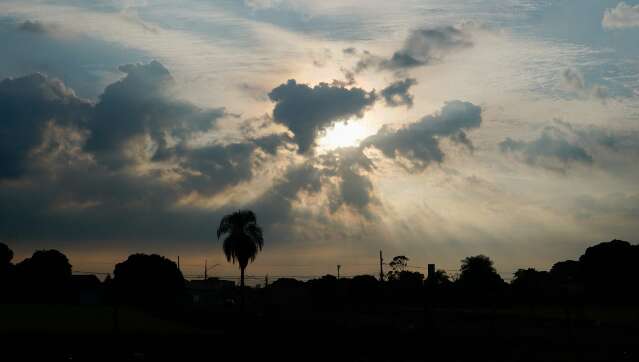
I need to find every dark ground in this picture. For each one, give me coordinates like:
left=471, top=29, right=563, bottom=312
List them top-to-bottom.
left=1, top=303, right=638, bottom=362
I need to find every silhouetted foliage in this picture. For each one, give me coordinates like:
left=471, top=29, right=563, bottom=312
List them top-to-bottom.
left=217, top=210, right=264, bottom=291
left=579, top=239, right=639, bottom=302
left=0, top=242, right=13, bottom=266
left=0, top=242, right=15, bottom=301
left=15, top=249, right=72, bottom=303
left=112, top=253, right=186, bottom=306
left=387, top=255, right=409, bottom=281
left=456, top=255, right=506, bottom=303
left=550, top=260, right=580, bottom=284
left=511, top=268, right=551, bottom=302
left=427, top=269, right=451, bottom=286
left=307, top=274, right=339, bottom=310
left=349, top=274, right=379, bottom=307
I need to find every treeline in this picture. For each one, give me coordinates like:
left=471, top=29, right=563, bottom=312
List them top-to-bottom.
left=1, top=239, right=638, bottom=308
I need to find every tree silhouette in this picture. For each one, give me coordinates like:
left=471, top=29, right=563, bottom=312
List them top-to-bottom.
left=217, top=210, right=264, bottom=305
left=578, top=239, right=639, bottom=301
left=0, top=242, right=13, bottom=267
left=0, top=243, right=15, bottom=301
left=15, top=249, right=72, bottom=302
left=112, top=253, right=185, bottom=306
left=387, top=255, right=409, bottom=281
left=457, top=255, right=506, bottom=301
left=511, top=268, right=550, bottom=302
left=428, top=269, right=450, bottom=286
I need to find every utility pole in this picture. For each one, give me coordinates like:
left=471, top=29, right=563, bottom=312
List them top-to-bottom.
left=379, top=250, right=384, bottom=282
left=177, top=256, right=180, bottom=271
left=204, top=259, right=208, bottom=280
left=337, top=265, right=341, bottom=280
left=265, top=274, right=269, bottom=288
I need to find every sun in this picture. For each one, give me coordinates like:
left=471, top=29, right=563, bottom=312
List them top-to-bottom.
left=318, top=120, right=372, bottom=150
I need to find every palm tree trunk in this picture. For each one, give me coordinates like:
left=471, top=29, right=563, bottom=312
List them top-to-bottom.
left=240, top=266, right=245, bottom=311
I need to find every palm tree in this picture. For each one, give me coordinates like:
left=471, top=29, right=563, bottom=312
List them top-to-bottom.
left=217, top=210, right=264, bottom=305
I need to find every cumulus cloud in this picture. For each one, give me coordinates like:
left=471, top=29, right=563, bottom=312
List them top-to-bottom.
left=602, top=2, right=639, bottom=29
left=353, top=25, right=473, bottom=74
left=0, top=61, right=278, bottom=192
left=86, top=61, right=226, bottom=169
left=0, top=62, right=300, bottom=244
left=560, top=68, right=609, bottom=102
left=0, top=73, right=91, bottom=179
left=380, top=78, right=417, bottom=108
left=268, top=79, right=377, bottom=154
left=362, top=100, right=482, bottom=171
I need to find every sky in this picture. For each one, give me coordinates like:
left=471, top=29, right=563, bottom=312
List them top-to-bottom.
left=1, top=0, right=638, bottom=280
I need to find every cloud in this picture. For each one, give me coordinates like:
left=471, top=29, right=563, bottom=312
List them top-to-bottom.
left=603, top=2, right=639, bottom=29
left=0, top=17, right=149, bottom=99
left=17, top=20, right=52, bottom=34
left=353, top=25, right=473, bottom=73
left=0, top=61, right=269, bottom=194
left=85, top=61, right=225, bottom=169
left=0, top=62, right=295, bottom=245
left=560, top=68, right=609, bottom=102
left=0, top=73, right=91, bottom=179
left=380, top=78, right=417, bottom=108
left=268, top=79, right=377, bottom=154
left=362, top=100, right=482, bottom=171
left=500, top=120, right=639, bottom=172
left=500, top=125, right=593, bottom=171
left=251, top=133, right=295, bottom=155
left=320, top=147, right=377, bottom=215
left=249, top=161, right=323, bottom=228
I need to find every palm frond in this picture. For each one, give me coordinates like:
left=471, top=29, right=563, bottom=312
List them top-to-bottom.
left=218, top=209, right=264, bottom=268
left=217, top=214, right=232, bottom=239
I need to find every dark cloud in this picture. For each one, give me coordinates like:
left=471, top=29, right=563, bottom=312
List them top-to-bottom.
left=0, top=18, right=149, bottom=99
left=17, top=20, right=51, bottom=34
left=353, top=25, right=473, bottom=74
left=384, top=26, right=472, bottom=70
left=342, top=47, right=357, bottom=55
left=0, top=61, right=483, bottom=248
left=85, top=61, right=225, bottom=169
left=0, top=63, right=293, bottom=245
left=331, top=68, right=356, bottom=87
left=0, top=73, right=91, bottom=178
left=380, top=78, right=417, bottom=108
left=268, top=79, right=377, bottom=153
left=362, top=100, right=482, bottom=171
left=500, top=120, right=639, bottom=172
left=500, top=126, right=593, bottom=170
left=252, top=133, right=295, bottom=155
left=174, top=143, right=257, bottom=194
left=250, top=146, right=377, bottom=224
left=320, top=147, right=376, bottom=216
left=249, top=162, right=323, bottom=228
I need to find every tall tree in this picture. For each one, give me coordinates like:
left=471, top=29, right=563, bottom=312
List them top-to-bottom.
left=217, top=210, right=264, bottom=300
